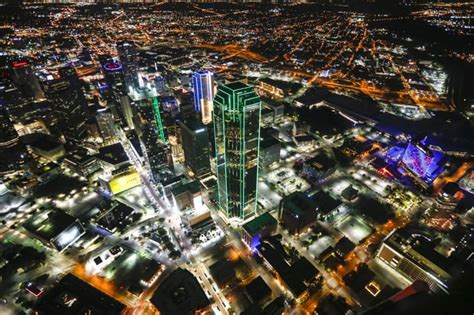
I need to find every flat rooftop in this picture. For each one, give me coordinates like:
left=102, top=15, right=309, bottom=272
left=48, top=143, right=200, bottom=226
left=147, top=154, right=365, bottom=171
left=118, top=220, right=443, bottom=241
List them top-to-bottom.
left=225, top=81, right=249, bottom=91
left=97, top=143, right=129, bottom=165
left=23, top=209, right=78, bottom=241
left=243, top=212, right=277, bottom=236
left=150, top=268, right=210, bottom=315
left=34, top=274, right=126, bottom=315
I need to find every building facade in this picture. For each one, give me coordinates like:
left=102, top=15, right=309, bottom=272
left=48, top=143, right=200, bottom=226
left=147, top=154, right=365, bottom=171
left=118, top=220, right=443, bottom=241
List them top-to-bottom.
left=9, top=61, right=44, bottom=100
left=192, top=70, right=214, bottom=125
left=214, top=82, right=261, bottom=220
left=179, top=118, right=211, bottom=178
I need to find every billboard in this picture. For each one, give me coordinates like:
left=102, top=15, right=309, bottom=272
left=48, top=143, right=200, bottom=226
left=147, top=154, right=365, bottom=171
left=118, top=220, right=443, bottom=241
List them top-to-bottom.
left=101, top=169, right=141, bottom=195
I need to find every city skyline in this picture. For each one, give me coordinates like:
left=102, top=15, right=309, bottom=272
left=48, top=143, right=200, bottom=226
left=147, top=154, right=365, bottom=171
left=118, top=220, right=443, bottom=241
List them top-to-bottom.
left=0, top=2, right=473, bottom=315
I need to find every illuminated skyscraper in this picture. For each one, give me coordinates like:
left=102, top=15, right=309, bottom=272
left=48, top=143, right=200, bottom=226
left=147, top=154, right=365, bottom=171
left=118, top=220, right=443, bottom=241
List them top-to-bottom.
left=116, top=41, right=137, bottom=88
left=103, top=62, right=126, bottom=125
left=192, top=70, right=214, bottom=125
left=214, top=82, right=261, bottom=219
left=132, top=94, right=169, bottom=183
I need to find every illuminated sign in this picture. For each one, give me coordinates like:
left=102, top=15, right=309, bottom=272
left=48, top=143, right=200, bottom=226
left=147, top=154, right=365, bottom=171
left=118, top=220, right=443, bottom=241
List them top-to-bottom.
left=12, top=61, right=28, bottom=68
left=103, top=62, right=122, bottom=72
left=108, top=170, right=141, bottom=194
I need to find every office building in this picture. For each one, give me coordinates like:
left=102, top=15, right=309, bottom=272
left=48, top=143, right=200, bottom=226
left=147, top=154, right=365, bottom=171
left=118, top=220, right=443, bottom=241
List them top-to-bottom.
left=116, top=41, right=137, bottom=88
left=9, top=61, right=44, bottom=100
left=103, top=61, right=127, bottom=124
left=58, top=65, right=90, bottom=118
left=192, top=70, right=214, bottom=125
left=44, top=72, right=88, bottom=145
left=214, top=82, right=261, bottom=219
left=132, top=94, right=169, bottom=182
left=120, top=95, right=134, bottom=129
left=0, top=107, right=19, bottom=149
left=0, top=108, right=26, bottom=174
left=96, top=111, right=118, bottom=145
left=179, top=117, right=211, bottom=178
left=142, top=126, right=170, bottom=182
left=259, top=136, right=281, bottom=172
left=62, top=148, right=100, bottom=177
left=171, top=180, right=202, bottom=211
left=279, top=191, right=318, bottom=235
left=242, top=212, right=277, bottom=249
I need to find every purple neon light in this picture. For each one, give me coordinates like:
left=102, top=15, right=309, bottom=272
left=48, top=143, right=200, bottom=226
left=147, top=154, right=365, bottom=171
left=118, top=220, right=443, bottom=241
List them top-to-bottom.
left=103, top=62, right=122, bottom=72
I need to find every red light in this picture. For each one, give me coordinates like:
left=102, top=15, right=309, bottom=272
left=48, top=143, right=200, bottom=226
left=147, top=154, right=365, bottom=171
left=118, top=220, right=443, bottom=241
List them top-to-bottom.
left=12, top=61, right=28, bottom=68
left=377, top=167, right=392, bottom=178
left=454, top=191, right=464, bottom=201
left=25, top=285, right=44, bottom=298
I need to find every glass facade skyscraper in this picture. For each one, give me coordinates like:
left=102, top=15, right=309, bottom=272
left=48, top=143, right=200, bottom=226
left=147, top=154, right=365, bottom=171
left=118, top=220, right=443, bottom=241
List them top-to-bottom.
left=103, top=62, right=127, bottom=125
left=192, top=70, right=214, bottom=125
left=213, top=82, right=261, bottom=220
left=179, top=117, right=211, bottom=178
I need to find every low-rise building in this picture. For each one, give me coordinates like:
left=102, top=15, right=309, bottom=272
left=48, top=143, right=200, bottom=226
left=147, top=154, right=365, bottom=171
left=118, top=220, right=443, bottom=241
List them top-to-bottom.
left=260, top=136, right=281, bottom=172
left=63, top=148, right=100, bottom=177
left=301, top=153, right=336, bottom=181
left=171, top=180, right=202, bottom=211
left=279, top=191, right=318, bottom=235
left=23, top=209, right=85, bottom=251
left=242, top=212, right=277, bottom=249
left=376, top=228, right=455, bottom=293
left=150, top=268, right=210, bottom=315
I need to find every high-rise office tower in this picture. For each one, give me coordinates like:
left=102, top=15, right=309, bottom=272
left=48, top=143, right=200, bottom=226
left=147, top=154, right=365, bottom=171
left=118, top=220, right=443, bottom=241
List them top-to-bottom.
left=116, top=41, right=137, bottom=88
left=9, top=61, right=44, bottom=100
left=103, top=62, right=127, bottom=125
left=59, top=65, right=90, bottom=118
left=192, top=70, right=214, bottom=125
left=43, top=77, right=87, bottom=145
left=213, top=82, right=261, bottom=220
left=120, top=95, right=134, bottom=130
left=132, top=96, right=170, bottom=183
left=0, top=107, right=19, bottom=149
left=0, top=107, right=26, bottom=174
left=96, top=110, right=118, bottom=145
left=179, top=117, right=211, bottom=178
left=141, top=126, right=170, bottom=183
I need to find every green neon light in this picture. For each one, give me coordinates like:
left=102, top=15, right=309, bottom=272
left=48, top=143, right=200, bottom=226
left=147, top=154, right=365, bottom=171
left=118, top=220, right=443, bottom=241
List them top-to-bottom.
left=214, top=83, right=261, bottom=219
left=151, top=96, right=166, bottom=142
left=254, top=100, right=262, bottom=217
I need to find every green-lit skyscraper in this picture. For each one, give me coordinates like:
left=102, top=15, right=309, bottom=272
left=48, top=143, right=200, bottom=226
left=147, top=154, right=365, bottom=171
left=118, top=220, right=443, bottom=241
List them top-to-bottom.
left=214, top=82, right=261, bottom=220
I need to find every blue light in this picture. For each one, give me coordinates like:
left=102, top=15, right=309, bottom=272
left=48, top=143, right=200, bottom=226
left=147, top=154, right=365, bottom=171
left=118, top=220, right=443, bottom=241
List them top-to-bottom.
left=401, top=141, right=444, bottom=184
left=250, top=234, right=261, bottom=251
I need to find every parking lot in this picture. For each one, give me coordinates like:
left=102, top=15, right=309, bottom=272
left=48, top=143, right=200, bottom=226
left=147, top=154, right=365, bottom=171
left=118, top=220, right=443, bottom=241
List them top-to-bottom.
left=333, top=214, right=373, bottom=244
